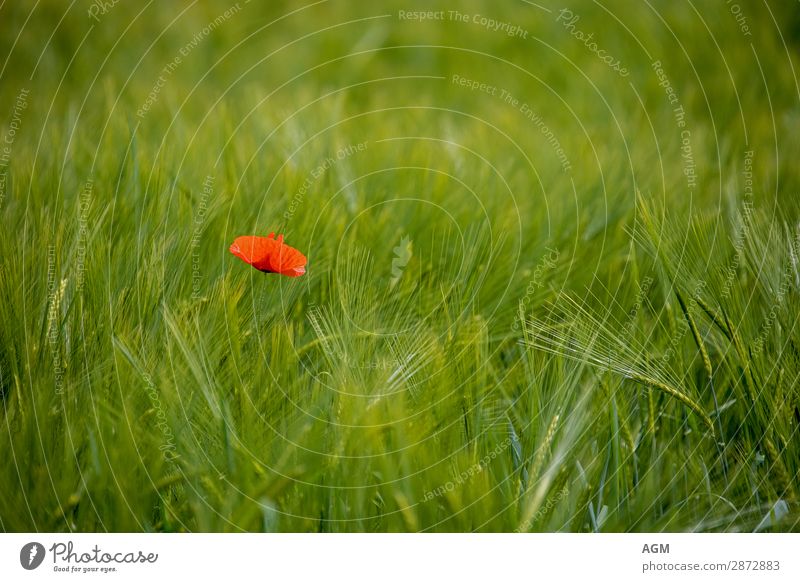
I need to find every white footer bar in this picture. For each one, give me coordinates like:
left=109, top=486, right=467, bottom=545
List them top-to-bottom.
left=1, top=534, right=796, bottom=581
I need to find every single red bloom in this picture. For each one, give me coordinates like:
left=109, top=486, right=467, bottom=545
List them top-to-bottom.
left=229, top=232, right=307, bottom=277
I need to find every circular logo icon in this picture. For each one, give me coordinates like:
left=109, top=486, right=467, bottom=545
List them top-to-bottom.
left=20, top=542, right=46, bottom=570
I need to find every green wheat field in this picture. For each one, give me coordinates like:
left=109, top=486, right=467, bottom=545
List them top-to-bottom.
left=2, top=0, right=800, bottom=532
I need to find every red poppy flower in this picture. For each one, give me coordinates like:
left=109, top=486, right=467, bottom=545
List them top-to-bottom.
left=229, top=232, right=307, bottom=277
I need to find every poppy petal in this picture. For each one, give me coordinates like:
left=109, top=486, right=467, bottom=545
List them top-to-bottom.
left=229, top=232, right=307, bottom=277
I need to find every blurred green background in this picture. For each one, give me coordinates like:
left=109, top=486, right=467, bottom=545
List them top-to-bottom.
left=1, top=0, right=799, bottom=531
